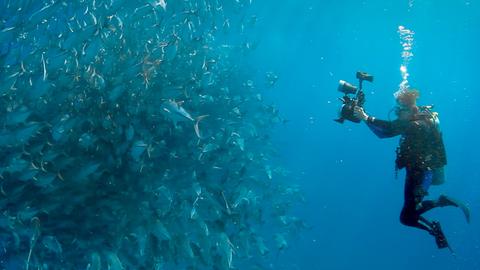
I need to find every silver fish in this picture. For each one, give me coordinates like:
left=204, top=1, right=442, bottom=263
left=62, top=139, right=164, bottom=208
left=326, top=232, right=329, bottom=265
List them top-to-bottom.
left=160, top=99, right=208, bottom=138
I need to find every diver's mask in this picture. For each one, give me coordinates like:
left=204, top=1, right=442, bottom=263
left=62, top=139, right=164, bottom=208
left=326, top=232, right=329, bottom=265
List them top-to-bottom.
left=388, top=105, right=417, bottom=120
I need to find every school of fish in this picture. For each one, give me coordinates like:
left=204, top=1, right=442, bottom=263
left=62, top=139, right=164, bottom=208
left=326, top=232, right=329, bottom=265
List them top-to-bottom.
left=0, top=0, right=305, bottom=269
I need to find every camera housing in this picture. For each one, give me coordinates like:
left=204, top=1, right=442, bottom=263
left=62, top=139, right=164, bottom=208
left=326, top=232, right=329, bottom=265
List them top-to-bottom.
left=335, top=71, right=373, bottom=124
left=356, top=71, right=373, bottom=82
left=338, top=80, right=357, bottom=95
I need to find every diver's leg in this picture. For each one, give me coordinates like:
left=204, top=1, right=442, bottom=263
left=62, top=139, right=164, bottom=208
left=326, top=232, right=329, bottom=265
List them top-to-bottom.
left=400, top=168, right=432, bottom=232
left=403, top=169, right=452, bottom=249
left=412, top=170, right=437, bottom=215
left=400, top=187, right=431, bottom=232
left=417, top=195, right=471, bottom=223
left=417, top=196, right=462, bottom=214
left=416, top=200, right=436, bottom=215
left=400, top=205, right=432, bottom=232
left=418, top=216, right=433, bottom=231
left=420, top=217, right=450, bottom=249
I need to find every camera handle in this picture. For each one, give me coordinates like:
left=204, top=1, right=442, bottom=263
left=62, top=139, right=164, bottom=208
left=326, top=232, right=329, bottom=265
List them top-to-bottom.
left=355, top=78, right=366, bottom=107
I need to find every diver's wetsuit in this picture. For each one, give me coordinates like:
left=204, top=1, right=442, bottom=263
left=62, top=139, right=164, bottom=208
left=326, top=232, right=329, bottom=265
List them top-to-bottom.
left=365, top=112, right=447, bottom=233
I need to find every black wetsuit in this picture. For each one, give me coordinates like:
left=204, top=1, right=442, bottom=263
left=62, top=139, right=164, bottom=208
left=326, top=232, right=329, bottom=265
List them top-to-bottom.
left=365, top=112, right=447, bottom=232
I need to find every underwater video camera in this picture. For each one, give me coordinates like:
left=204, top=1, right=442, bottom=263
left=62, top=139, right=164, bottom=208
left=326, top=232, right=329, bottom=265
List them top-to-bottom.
left=334, top=71, right=374, bottom=123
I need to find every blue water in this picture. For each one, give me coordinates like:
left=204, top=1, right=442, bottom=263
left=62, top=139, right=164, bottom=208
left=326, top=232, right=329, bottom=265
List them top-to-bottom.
left=253, top=1, right=480, bottom=269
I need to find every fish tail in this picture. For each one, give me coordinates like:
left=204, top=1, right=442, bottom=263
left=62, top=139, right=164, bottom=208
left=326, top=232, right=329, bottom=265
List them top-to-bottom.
left=194, top=115, right=209, bottom=138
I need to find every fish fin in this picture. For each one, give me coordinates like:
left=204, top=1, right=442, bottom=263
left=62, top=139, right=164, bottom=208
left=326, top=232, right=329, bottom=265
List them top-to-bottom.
left=194, top=115, right=209, bottom=139
left=0, top=183, right=6, bottom=196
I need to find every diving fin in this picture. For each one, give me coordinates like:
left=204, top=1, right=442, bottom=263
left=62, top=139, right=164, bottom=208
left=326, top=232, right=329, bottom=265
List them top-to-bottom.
left=438, top=195, right=471, bottom=223
left=431, top=221, right=454, bottom=254
left=431, top=221, right=448, bottom=249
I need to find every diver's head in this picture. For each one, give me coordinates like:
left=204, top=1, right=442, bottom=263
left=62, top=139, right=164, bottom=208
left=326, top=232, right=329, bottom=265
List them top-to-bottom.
left=395, top=88, right=419, bottom=107
left=393, top=89, right=420, bottom=119
left=394, top=105, right=419, bottom=120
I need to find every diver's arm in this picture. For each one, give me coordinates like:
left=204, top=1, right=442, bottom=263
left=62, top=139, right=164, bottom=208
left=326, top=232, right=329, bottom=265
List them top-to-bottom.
left=354, top=106, right=405, bottom=138
left=365, top=118, right=405, bottom=138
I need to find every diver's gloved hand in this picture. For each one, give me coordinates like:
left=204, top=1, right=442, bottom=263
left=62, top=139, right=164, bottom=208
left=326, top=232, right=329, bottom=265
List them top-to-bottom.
left=353, top=106, right=369, bottom=121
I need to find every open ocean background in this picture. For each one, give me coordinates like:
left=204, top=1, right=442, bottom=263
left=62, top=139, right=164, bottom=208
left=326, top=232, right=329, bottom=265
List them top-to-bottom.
left=1, top=0, right=479, bottom=269
left=255, top=0, right=480, bottom=269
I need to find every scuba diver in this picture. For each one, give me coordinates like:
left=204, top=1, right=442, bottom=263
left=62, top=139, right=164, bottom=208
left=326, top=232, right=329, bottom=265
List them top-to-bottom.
left=353, top=89, right=470, bottom=250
